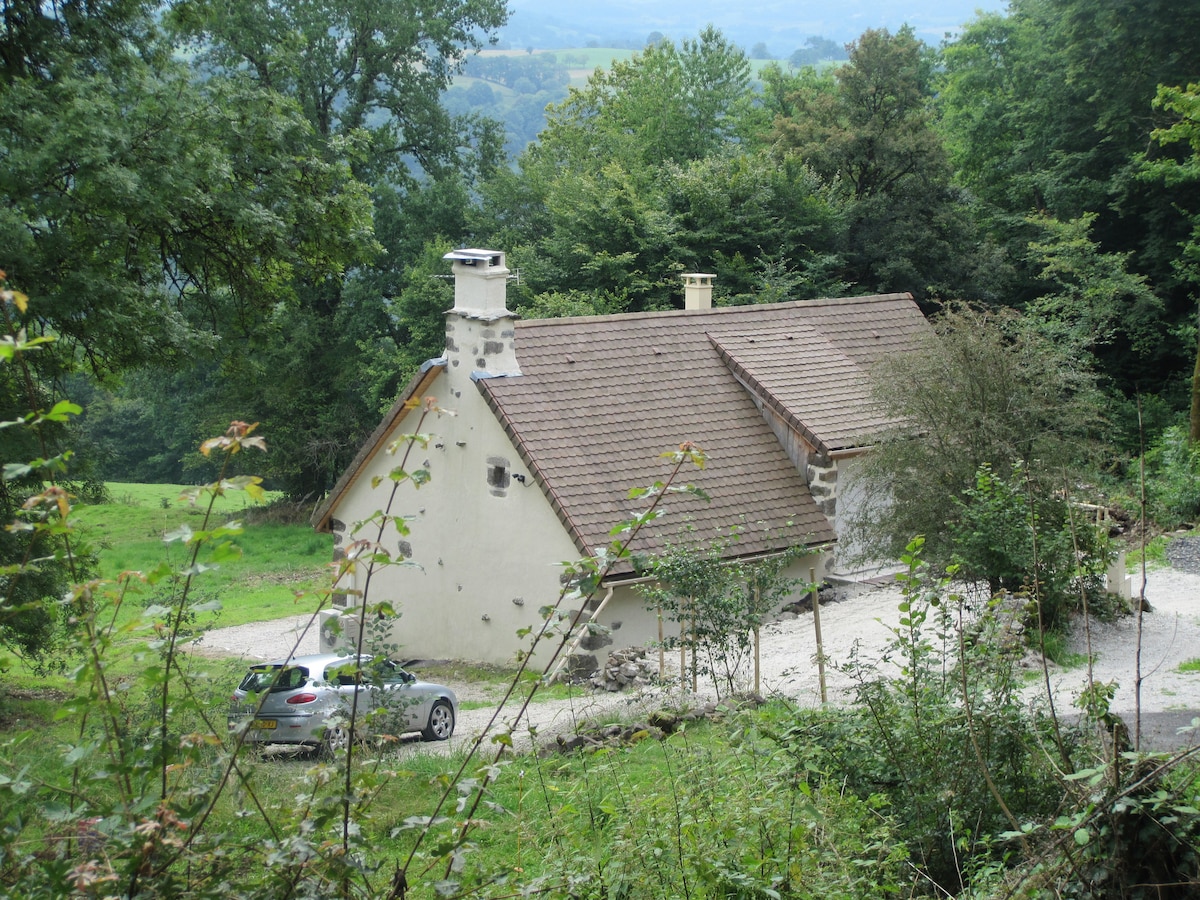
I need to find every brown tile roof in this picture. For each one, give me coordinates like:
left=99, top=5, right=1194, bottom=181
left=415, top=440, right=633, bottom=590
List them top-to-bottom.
left=477, top=293, right=928, bottom=574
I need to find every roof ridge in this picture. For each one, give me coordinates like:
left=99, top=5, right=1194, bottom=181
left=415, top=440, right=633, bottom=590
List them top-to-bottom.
left=514, top=293, right=915, bottom=329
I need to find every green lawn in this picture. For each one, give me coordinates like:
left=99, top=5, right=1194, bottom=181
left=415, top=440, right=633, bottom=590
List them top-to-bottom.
left=70, top=482, right=334, bottom=630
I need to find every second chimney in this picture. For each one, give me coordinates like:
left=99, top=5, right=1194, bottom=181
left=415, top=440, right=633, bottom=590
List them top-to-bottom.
left=682, top=273, right=715, bottom=310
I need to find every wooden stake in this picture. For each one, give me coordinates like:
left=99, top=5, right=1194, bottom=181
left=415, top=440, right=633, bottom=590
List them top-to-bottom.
left=810, top=567, right=827, bottom=704
left=754, top=583, right=761, bottom=695
left=547, top=585, right=615, bottom=683
left=680, top=597, right=688, bottom=692
left=690, top=599, right=698, bottom=693
left=658, top=604, right=665, bottom=679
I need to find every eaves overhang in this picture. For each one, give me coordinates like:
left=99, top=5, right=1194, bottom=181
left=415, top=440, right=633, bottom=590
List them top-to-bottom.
left=310, top=358, right=447, bottom=533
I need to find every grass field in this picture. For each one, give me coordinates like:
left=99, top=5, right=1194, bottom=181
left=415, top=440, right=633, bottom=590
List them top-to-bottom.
left=71, top=482, right=334, bottom=629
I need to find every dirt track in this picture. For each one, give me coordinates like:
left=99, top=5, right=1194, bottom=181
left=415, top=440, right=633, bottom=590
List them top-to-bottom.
left=193, top=565, right=1200, bottom=754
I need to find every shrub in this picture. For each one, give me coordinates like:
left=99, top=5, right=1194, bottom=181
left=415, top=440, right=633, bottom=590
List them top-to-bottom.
left=1144, top=424, right=1200, bottom=526
left=950, top=462, right=1111, bottom=631
left=638, top=531, right=806, bottom=696
left=774, top=539, right=1071, bottom=893
left=533, top=714, right=909, bottom=898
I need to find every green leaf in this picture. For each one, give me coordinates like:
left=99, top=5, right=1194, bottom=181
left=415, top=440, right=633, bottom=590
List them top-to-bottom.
left=43, top=400, right=82, bottom=421
left=2, top=462, right=31, bottom=480
left=163, top=525, right=193, bottom=544
left=207, top=541, right=243, bottom=564
left=64, top=743, right=96, bottom=765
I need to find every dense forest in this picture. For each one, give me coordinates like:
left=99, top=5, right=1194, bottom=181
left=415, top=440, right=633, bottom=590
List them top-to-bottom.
left=2, top=0, right=1199, bottom=553
left=5, top=0, right=1188, bottom=504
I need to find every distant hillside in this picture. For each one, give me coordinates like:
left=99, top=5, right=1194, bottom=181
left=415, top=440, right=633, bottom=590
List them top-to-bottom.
left=496, top=0, right=1005, bottom=56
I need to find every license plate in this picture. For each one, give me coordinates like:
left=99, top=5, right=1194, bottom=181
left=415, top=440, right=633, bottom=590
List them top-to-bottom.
left=251, top=719, right=277, bottom=730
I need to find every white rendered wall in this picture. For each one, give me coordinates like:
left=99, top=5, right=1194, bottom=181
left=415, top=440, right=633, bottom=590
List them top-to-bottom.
left=330, top=370, right=581, bottom=664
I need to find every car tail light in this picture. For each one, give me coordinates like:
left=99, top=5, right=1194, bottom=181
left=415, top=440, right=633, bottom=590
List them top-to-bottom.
left=286, top=693, right=318, bottom=705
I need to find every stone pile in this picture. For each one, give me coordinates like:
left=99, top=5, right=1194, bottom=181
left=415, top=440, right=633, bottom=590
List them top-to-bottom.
left=589, top=646, right=656, bottom=692
left=541, top=696, right=764, bottom=757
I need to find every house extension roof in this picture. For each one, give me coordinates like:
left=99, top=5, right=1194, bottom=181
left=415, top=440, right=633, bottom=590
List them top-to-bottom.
left=476, top=293, right=928, bottom=574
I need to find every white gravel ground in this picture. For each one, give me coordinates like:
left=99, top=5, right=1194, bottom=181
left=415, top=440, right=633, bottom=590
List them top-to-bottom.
left=192, top=566, right=1200, bottom=753
left=745, top=566, right=1200, bottom=716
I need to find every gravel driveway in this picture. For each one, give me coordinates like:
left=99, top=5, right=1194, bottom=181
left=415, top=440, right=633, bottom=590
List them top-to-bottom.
left=191, top=558, right=1200, bottom=753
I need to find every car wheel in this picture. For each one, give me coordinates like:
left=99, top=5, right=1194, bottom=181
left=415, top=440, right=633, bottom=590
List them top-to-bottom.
left=422, top=700, right=454, bottom=741
left=324, top=723, right=352, bottom=755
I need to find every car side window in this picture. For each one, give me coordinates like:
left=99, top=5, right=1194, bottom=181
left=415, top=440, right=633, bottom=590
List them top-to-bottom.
left=378, top=659, right=401, bottom=683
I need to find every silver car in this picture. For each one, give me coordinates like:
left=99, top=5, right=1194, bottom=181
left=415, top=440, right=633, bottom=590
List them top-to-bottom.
left=229, top=653, right=457, bottom=752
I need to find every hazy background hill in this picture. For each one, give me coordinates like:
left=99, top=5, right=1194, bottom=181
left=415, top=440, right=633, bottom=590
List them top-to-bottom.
left=495, top=0, right=1006, bottom=54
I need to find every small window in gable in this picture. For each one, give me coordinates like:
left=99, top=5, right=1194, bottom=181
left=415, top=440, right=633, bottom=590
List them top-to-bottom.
left=486, top=456, right=511, bottom=495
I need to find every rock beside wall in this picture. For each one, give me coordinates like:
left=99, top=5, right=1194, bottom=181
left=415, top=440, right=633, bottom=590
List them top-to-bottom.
left=589, top=646, right=657, bottom=692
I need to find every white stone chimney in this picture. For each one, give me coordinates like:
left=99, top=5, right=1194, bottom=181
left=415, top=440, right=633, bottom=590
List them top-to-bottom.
left=443, top=249, right=521, bottom=377
left=682, top=273, right=715, bottom=310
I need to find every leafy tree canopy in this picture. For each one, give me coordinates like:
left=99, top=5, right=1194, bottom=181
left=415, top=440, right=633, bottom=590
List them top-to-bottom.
left=168, top=0, right=508, bottom=183
left=938, top=0, right=1200, bottom=290
left=0, top=3, right=377, bottom=379
left=535, top=25, right=750, bottom=171
left=770, top=27, right=1002, bottom=301
left=845, top=304, right=1104, bottom=581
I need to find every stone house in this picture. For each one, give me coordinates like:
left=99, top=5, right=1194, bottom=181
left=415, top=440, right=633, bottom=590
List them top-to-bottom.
left=310, top=249, right=931, bottom=669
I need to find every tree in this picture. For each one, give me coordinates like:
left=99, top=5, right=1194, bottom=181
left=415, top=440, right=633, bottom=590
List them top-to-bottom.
left=0, top=0, right=387, bottom=509
left=0, top=0, right=163, bottom=83
left=68, top=0, right=511, bottom=497
left=169, top=0, right=507, bottom=184
left=937, top=0, right=1200, bottom=363
left=940, top=0, right=1200, bottom=223
left=0, top=7, right=376, bottom=379
left=536, top=26, right=751, bottom=171
left=772, top=28, right=1001, bottom=301
left=781, top=28, right=938, bottom=201
left=476, top=29, right=763, bottom=312
left=788, top=36, right=845, bottom=69
left=1144, top=82, right=1200, bottom=441
left=660, top=151, right=843, bottom=299
left=1025, top=214, right=1162, bottom=350
left=0, top=278, right=88, bottom=670
left=844, top=305, right=1105, bottom=600
left=638, top=532, right=803, bottom=696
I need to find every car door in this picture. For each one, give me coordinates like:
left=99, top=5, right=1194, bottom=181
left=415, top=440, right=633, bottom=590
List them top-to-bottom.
left=326, top=658, right=381, bottom=725
left=375, top=659, right=429, bottom=733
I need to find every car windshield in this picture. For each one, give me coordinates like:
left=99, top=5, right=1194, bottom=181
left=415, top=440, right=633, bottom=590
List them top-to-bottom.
left=238, top=665, right=308, bottom=694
